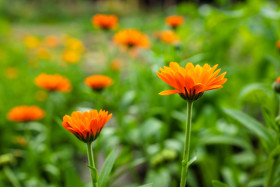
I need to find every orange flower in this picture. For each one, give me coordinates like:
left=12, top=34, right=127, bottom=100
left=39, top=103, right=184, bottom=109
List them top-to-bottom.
left=92, top=14, right=118, bottom=30
left=166, top=15, right=184, bottom=29
left=113, top=29, right=149, bottom=49
left=156, top=30, right=179, bottom=45
left=44, top=35, right=60, bottom=48
left=23, top=36, right=40, bottom=49
left=276, top=41, right=280, bottom=50
left=36, top=47, right=51, bottom=60
left=62, top=50, right=81, bottom=64
left=110, top=59, right=122, bottom=71
left=157, top=62, right=227, bottom=100
left=5, top=67, right=18, bottom=79
left=35, top=73, right=72, bottom=92
left=85, top=75, right=113, bottom=91
left=273, top=77, right=280, bottom=93
left=7, top=106, right=45, bottom=122
left=62, top=109, right=112, bottom=143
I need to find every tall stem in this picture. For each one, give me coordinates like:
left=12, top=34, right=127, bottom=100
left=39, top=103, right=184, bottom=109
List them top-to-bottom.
left=180, top=101, right=193, bottom=187
left=87, top=142, right=98, bottom=187
left=265, top=157, right=277, bottom=187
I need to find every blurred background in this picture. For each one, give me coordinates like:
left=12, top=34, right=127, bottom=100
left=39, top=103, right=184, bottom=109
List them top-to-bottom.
left=1, top=0, right=280, bottom=187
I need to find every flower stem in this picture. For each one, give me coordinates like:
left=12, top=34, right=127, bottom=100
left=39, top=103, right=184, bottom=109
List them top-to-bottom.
left=180, top=100, right=193, bottom=187
left=87, top=142, right=98, bottom=187
left=265, top=157, right=278, bottom=187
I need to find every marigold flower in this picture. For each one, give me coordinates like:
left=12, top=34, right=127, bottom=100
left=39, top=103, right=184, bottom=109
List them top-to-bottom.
left=92, top=14, right=118, bottom=30
left=165, top=15, right=184, bottom=29
left=113, top=29, right=149, bottom=49
left=156, top=30, right=179, bottom=45
left=44, top=35, right=60, bottom=48
left=23, top=36, right=40, bottom=49
left=64, top=38, right=85, bottom=52
left=36, top=47, right=51, bottom=60
left=62, top=50, right=81, bottom=64
left=110, top=59, right=122, bottom=71
left=157, top=62, right=227, bottom=100
left=5, top=67, right=18, bottom=79
left=35, top=73, right=72, bottom=92
left=85, top=75, right=113, bottom=91
left=273, top=77, right=280, bottom=93
left=7, top=106, right=45, bottom=122
left=62, top=110, right=112, bottom=143
left=14, top=136, right=27, bottom=147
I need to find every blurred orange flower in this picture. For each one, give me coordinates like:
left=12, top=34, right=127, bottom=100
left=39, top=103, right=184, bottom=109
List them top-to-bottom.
left=92, top=14, right=118, bottom=30
left=166, top=15, right=184, bottom=29
left=113, top=29, right=149, bottom=49
left=156, top=30, right=179, bottom=45
left=44, top=35, right=60, bottom=48
left=24, top=36, right=40, bottom=49
left=64, top=38, right=85, bottom=52
left=36, top=47, right=51, bottom=60
left=62, top=50, right=81, bottom=64
left=110, top=59, right=122, bottom=71
left=157, top=62, right=227, bottom=100
left=5, top=67, right=18, bottom=79
left=35, top=73, right=72, bottom=92
left=85, top=75, right=113, bottom=91
left=273, top=77, right=280, bottom=93
left=7, top=106, right=45, bottom=122
left=62, top=109, right=112, bottom=143
left=14, top=136, right=27, bottom=146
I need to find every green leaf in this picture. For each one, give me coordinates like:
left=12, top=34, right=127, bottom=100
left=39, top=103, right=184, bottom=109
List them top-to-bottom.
left=238, top=83, right=268, bottom=101
left=223, top=108, right=274, bottom=151
left=199, top=135, right=252, bottom=151
left=270, top=145, right=280, bottom=158
left=98, top=147, right=118, bottom=187
left=187, top=156, right=197, bottom=167
left=65, top=167, right=84, bottom=187
left=212, top=180, right=229, bottom=187
left=138, top=183, right=153, bottom=187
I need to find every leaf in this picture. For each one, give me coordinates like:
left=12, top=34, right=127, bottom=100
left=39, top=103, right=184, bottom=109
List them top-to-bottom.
left=238, top=83, right=268, bottom=102
left=223, top=108, right=274, bottom=151
left=199, top=135, right=252, bottom=151
left=270, top=145, right=280, bottom=158
left=98, top=147, right=118, bottom=187
left=187, top=156, right=197, bottom=167
left=65, top=167, right=84, bottom=187
left=212, top=180, right=229, bottom=187
left=138, top=183, right=153, bottom=187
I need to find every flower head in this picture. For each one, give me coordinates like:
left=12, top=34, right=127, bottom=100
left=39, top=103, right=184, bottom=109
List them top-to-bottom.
left=92, top=14, right=118, bottom=30
left=165, top=15, right=184, bottom=29
left=113, top=29, right=149, bottom=49
left=156, top=30, right=179, bottom=45
left=44, top=35, right=60, bottom=48
left=23, top=36, right=40, bottom=49
left=64, top=38, right=85, bottom=52
left=36, top=47, right=51, bottom=60
left=62, top=50, right=81, bottom=64
left=110, top=59, right=122, bottom=71
left=157, top=62, right=227, bottom=100
left=5, top=67, right=18, bottom=79
left=35, top=73, right=72, bottom=92
left=85, top=75, right=113, bottom=91
left=273, top=77, right=280, bottom=93
left=7, top=106, right=45, bottom=122
left=62, top=110, right=112, bottom=143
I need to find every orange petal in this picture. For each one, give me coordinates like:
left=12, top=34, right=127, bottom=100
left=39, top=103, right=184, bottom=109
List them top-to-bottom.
left=159, top=90, right=181, bottom=95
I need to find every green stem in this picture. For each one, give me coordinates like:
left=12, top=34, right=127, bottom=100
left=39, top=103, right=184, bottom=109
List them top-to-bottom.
left=180, top=101, right=193, bottom=187
left=87, top=142, right=98, bottom=187
left=266, top=157, right=277, bottom=187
